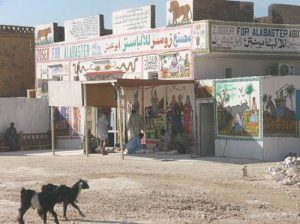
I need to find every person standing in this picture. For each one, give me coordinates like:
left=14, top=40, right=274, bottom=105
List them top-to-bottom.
left=177, top=95, right=184, bottom=134
left=183, top=95, right=192, bottom=135
left=127, top=109, right=143, bottom=140
left=97, top=110, right=109, bottom=155
left=5, top=122, right=18, bottom=150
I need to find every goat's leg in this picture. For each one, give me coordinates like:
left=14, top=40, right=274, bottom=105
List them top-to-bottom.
left=63, top=201, right=68, bottom=220
left=71, top=201, right=85, bottom=217
left=17, top=204, right=31, bottom=224
left=38, top=209, right=43, bottom=218
left=49, top=209, right=59, bottom=224
left=43, top=211, right=47, bottom=224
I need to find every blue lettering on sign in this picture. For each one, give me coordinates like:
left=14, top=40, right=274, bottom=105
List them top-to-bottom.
left=173, top=33, right=191, bottom=48
left=52, top=47, right=60, bottom=60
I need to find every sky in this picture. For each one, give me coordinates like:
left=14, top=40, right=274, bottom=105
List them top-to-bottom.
left=0, top=0, right=299, bottom=28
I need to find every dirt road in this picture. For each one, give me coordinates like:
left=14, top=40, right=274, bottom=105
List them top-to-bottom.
left=0, top=150, right=299, bottom=224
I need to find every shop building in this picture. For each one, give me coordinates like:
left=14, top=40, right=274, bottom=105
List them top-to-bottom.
left=35, top=0, right=300, bottom=160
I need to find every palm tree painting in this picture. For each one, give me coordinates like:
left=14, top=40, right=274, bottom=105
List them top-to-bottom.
left=215, top=78, right=260, bottom=138
left=216, top=83, right=236, bottom=108
left=245, top=83, right=254, bottom=109
left=264, top=83, right=297, bottom=136
left=285, top=84, right=295, bottom=111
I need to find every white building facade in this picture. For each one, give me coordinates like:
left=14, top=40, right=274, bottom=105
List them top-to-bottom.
left=35, top=2, right=300, bottom=161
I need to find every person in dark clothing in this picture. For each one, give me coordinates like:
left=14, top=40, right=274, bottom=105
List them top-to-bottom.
left=5, top=122, right=18, bottom=150
left=83, top=129, right=98, bottom=154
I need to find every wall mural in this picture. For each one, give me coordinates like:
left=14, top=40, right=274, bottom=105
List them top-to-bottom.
left=166, top=0, right=193, bottom=27
left=193, top=21, right=207, bottom=51
left=35, top=24, right=54, bottom=45
left=160, top=51, right=191, bottom=79
left=215, top=78, right=261, bottom=139
left=195, top=80, right=213, bottom=98
left=263, top=81, right=297, bottom=137
left=143, top=84, right=194, bottom=141
left=167, top=84, right=194, bottom=137
left=144, top=86, right=165, bottom=139
left=125, top=88, right=142, bottom=115
left=54, top=107, right=71, bottom=137
left=72, top=107, right=81, bottom=137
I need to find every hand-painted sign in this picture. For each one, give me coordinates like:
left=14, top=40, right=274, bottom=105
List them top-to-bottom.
left=166, top=0, right=193, bottom=27
left=112, top=5, right=154, bottom=34
left=64, top=15, right=101, bottom=42
left=193, top=21, right=207, bottom=51
left=211, top=21, right=300, bottom=54
left=35, top=24, right=55, bottom=45
left=35, top=26, right=192, bottom=62
left=160, top=50, right=191, bottom=79
left=143, top=55, right=158, bottom=71
left=70, top=57, right=142, bottom=81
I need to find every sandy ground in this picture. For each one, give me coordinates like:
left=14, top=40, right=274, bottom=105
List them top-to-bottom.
left=0, top=149, right=299, bottom=224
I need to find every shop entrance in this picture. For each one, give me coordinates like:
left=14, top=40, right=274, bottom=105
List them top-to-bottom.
left=199, top=103, right=215, bottom=157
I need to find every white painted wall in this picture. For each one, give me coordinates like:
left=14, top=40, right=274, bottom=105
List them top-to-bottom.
left=194, top=56, right=300, bottom=80
left=0, top=98, right=49, bottom=135
left=216, top=137, right=300, bottom=161
left=263, top=138, right=300, bottom=161
left=56, top=139, right=82, bottom=149
left=215, top=139, right=264, bottom=160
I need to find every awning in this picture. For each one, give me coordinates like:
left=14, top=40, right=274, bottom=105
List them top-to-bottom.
left=49, top=79, right=195, bottom=107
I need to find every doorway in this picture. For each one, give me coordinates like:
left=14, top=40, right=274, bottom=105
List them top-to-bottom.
left=199, top=103, right=215, bottom=157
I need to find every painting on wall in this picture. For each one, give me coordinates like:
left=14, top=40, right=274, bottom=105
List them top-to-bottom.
left=166, top=0, right=193, bottom=27
left=193, top=21, right=207, bottom=51
left=35, top=24, right=54, bottom=45
left=160, top=51, right=191, bottom=79
left=215, top=78, right=261, bottom=139
left=195, top=80, right=213, bottom=98
left=263, top=81, right=297, bottom=137
left=143, top=84, right=194, bottom=141
left=167, top=84, right=194, bottom=138
left=144, top=86, right=166, bottom=140
left=125, top=87, right=142, bottom=116
left=54, top=107, right=71, bottom=137
left=72, top=107, right=81, bottom=137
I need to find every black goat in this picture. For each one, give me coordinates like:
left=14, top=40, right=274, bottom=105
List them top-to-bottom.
left=41, top=179, right=89, bottom=220
left=18, top=185, right=64, bottom=224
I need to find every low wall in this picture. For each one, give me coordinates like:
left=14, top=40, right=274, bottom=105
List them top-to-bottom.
left=0, top=97, right=49, bottom=135
left=263, top=137, right=300, bottom=161
left=56, top=138, right=82, bottom=149
left=215, top=138, right=300, bottom=161
left=215, top=139, right=264, bottom=160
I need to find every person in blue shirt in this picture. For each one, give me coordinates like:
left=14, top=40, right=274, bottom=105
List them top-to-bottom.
left=126, top=133, right=144, bottom=154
